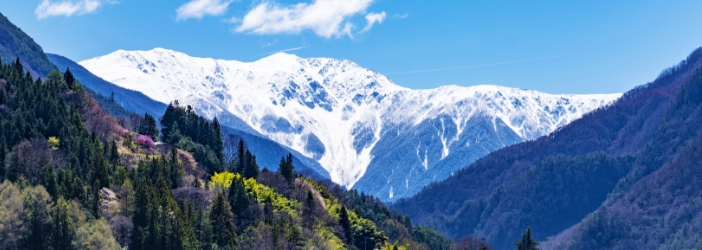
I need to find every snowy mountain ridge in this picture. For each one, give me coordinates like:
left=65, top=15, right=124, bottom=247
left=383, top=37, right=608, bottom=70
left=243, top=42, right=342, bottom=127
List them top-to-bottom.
left=79, top=48, right=621, bottom=200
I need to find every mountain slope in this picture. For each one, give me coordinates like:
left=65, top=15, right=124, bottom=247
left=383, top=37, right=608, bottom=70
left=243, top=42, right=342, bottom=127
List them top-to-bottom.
left=0, top=12, right=56, bottom=78
left=393, top=47, right=702, bottom=249
left=79, top=48, right=620, bottom=201
left=47, top=53, right=168, bottom=118
left=48, top=53, right=330, bottom=180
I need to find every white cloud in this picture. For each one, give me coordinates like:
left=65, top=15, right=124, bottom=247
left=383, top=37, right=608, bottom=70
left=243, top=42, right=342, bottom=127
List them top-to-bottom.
left=35, top=0, right=115, bottom=19
left=176, top=0, right=234, bottom=21
left=234, top=0, right=381, bottom=38
left=361, top=12, right=385, bottom=32
left=393, top=13, right=408, bottom=19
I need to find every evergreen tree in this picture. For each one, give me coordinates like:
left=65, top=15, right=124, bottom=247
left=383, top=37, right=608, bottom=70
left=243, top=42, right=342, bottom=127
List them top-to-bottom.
left=64, top=68, right=76, bottom=91
left=138, top=113, right=159, bottom=141
left=212, top=117, right=224, bottom=163
left=0, top=137, right=6, bottom=182
left=235, top=139, right=246, bottom=173
left=110, top=140, right=119, bottom=165
left=169, top=147, right=184, bottom=189
left=243, top=150, right=259, bottom=179
left=279, top=153, right=295, bottom=183
left=92, top=154, right=110, bottom=189
left=43, top=165, right=58, bottom=199
left=228, top=176, right=250, bottom=216
left=228, top=177, right=253, bottom=216
left=91, top=180, right=102, bottom=219
left=24, top=186, right=54, bottom=250
left=210, top=193, right=238, bottom=249
left=51, top=197, right=75, bottom=250
left=339, top=206, right=354, bottom=246
left=195, top=208, right=213, bottom=250
left=515, top=227, right=539, bottom=250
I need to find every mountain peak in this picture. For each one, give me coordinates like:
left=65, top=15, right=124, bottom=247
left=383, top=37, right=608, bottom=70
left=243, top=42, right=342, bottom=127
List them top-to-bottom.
left=80, top=48, right=620, bottom=199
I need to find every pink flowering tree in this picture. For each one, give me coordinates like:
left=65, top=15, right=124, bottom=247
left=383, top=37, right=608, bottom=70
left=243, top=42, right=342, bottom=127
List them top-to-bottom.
left=135, top=134, right=156, bottom=149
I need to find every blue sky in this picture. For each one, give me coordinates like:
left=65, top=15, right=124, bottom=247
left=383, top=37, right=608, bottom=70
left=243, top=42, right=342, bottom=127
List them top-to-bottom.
left=2, top=0, right=702, bottom=94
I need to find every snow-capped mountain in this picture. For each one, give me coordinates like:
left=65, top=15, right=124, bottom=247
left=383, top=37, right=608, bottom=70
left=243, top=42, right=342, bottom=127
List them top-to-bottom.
left=79, top=48, right=621, bottom=201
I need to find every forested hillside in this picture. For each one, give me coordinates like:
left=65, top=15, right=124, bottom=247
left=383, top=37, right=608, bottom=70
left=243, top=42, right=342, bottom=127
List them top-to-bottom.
left=0, top=13, right=56, bottom=78
left=394, top=48, right=702, bottom=249
left=0, top=56, right=454, bottom=249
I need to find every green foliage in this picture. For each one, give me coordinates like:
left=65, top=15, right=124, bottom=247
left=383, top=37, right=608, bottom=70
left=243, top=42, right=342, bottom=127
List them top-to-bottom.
left=0, top=13, right=58, bottom=77
left=0, top=56, right=452, bottom=250
left=160, top=101, right=224, bottom=174
left=138, top=113, right=159, bottom=140
left=279, top=153, right=294, bottom=183
left=209, top=171, right=235, bottom=190
left=228, top=174, right=252, bottom=216
left=209, top=193, right=237, bottom=249
left=339, top=206, right=353, bottom=246
left=73, top=219, right=121, bottom=250
left=412, top=226, right=452, bottom=250
left=515, top=227, right=539, bottom=250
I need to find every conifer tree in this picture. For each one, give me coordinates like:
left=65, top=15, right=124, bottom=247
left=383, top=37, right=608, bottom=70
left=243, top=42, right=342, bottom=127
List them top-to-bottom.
left=64, top=68, right=76, bottom=91
left=138, top=113, right=159, bottom=140
left=212, top=117, right=224, bottom=162
left=0, top=137, right=6, bottom=182
left=236, top=139, right=246, bottom=173
left=110, top=140, right=119, bottom=164
left=169, top=147, right=184, bottom=189
left=243, top=150, right=259, bottom=179
left=279, top=153, right=295, bottom=183
left=43, top=165, right=58, bottom=198
left=228, top=175, right=250, bottom=216
left=91, top=180, right=102, bottom=219
left=210, top=193, right=238, bottom=249
left=51, top=197, right=75, bottom=250
left=339, top=206, right=354, bottom=246
left=195, top=208, right=212, bottom=249
left=515, top=227, right=539, bottom=250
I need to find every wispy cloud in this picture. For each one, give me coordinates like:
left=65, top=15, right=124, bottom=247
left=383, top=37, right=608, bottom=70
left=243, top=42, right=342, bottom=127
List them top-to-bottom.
left=35, top=0, right=117, bottom=19
left=176, top=0, right=234, bottom=21
left=234, top=0, right=384, bottom=38
left=362, top=12, right=386, bottom=32
left=393, top=13, right=408, bottom=19
left=255, top=46, right=306, bottom=57
left=386, top=56, right=562, bottom=75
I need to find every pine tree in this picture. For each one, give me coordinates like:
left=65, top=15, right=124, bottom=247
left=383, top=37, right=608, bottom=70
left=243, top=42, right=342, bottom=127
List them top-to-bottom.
left=64, top=68, right=76, bottom=91
left=139, top=113, right=159, bottom=141
left=212, top=117, right=224, bottom=162
left=0, top=137, right=6, bottom=182
left=236, top=139, right=246, bottom=173
left=110, top=140, right=119, bottom=164
left=169, top=147, right=184, bottom=189
left=243, top=150, right=259, bottom=179
left=279, top=153, right=295, bottom=183
left=43, top=165, right=58, bottom=199
left=228, top=176, right=250, bottom=216
left=91, top=180, right=102, bottom=219
left=304, top=191, right=316, bottom=227
left=210, top=193, right=238, bottom=249
left=51, top=197, right=75, bottom=250
left=339, top=206, right=353, bottom=246
left=195, top=208, right=212, bottom=249
left=515, top=227, right=539, bottom=250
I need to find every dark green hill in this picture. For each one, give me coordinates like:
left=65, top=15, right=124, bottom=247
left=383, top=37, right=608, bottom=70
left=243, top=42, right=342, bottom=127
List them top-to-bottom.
left=0, top=12, right=57, bottom=78
left=394, top=47, right=702, bottom=249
